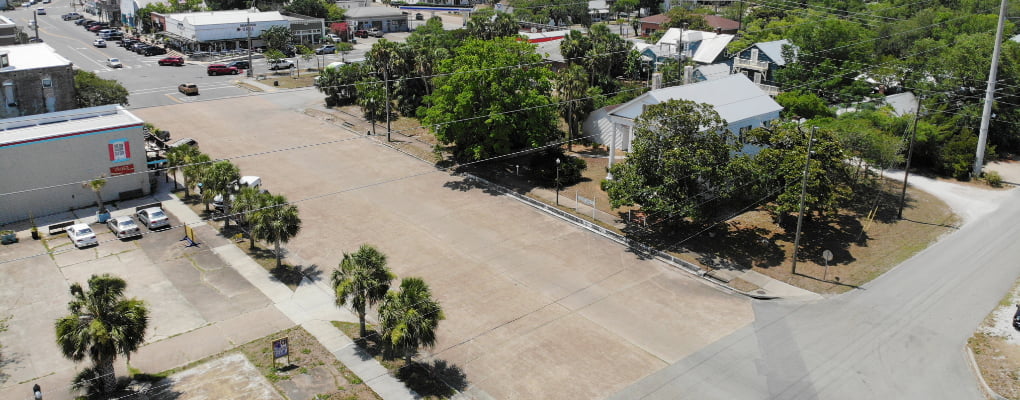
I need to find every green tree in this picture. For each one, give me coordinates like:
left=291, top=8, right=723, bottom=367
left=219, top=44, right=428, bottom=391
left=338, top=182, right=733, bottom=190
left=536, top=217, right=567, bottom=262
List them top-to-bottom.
left=285, top=0, right=328, bottom=18
left=662, top=7, right=710, bottom=31
left=466, top=9, right=518, bottom=40
left=262, top=25, right=293, bottom=53
left=420, top=38, right=559, bottom=161
left=336, top=42, right=354, bottom=62
left=264, top=49, right=285, bottom=66
left=318, top=62, right=368, bottom=106
left=74, top=70, right=129, bottom=108
left=356, top=77, right=387, bottom=136
left=775, top=90, right=834, bottom=119
left=602, top=99, right=735, bottom=222
left=166, top=144, right=201, bottom=192
left=201, top=160, right=240, bottom=217
left=83, top=176, right=107, bottom=213
left=232, top=186, right=269, bottom=248
left=251, top=194, right=302, bottom=268
left=332, top=244, right=394, bottom=338
left=55, top=274, right=149, bottom=396
left=378, top=277, right=444, bottom=364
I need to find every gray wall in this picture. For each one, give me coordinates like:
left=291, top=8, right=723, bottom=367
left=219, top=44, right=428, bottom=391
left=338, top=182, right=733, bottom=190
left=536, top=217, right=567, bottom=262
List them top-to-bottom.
left=0, top=64, right=76, bottom=119
left=0, top=125, right=150, bottom=224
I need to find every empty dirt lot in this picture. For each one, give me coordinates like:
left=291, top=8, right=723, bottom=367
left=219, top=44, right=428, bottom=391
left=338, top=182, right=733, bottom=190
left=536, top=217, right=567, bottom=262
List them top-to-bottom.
left=135, top=93, right=754, bottom=399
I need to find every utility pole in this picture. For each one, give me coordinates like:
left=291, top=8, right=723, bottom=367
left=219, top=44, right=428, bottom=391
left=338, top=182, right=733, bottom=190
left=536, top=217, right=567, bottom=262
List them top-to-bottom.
left=974, top=0, right=1008, bottom=178
left=32, top=10, right=39, bottom=40
left=242, top=18, right=256, bottom=78
left=384, top=67, right=391, bottom=142
left=898, top=97, right=923, bottom=220
left=790, top=126, right=817, bottom=277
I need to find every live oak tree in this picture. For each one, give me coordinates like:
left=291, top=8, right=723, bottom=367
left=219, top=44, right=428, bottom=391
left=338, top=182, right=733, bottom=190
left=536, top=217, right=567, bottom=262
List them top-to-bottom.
left=420, top=37, right=559, bottom=161
left=74, top=70, right=129, bottom=108
left=602, top=99, right=736, bottom=223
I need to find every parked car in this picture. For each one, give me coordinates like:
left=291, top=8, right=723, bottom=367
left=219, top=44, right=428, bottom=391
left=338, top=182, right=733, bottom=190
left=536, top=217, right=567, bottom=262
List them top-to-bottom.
left=61, top=12, right=82, bottom=20
left=74, top=18, right=91, bottom=25
left=88, top=24, right=108, bottom=32
left=367, top=28, right=383, bottom=37
left=354, top=29, right=368, bottom=38
left=106, top=33, right=123, bottom=41
left=326, top=33, right=341, bottom=42
left=92, top=38, right=106, bottom=47
left=119, top=38, right=138, bottom=47
left=129, top=42, right=147, bottom=52
left=315, top=44, right=336, bottom=55
left=142, top=46, right=166, bottom=56
left=158, top=56, right=184, bottom=66
left=106, top=57, right=122, bottom=68
left=268, top=59, right=294, bottom=70
left=226, top=60, right=249, bottom=70
left=207, top=63, right=239, bottom=75
left=178, top=83, right=198, bottom=95
left=169, top=137, right=197, bottom=147
left=214, top=176, right=262, bottom=211
left=136, top=208, right=169, bottom=229
left=107, top=216, right=141, bottom=239
left=66, top=223, right=98, bottom=248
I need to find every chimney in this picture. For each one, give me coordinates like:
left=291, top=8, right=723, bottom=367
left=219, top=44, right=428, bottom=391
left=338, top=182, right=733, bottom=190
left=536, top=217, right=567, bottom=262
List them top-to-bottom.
left=715, top=27, right=721, bottom=34
left=683, top=65, right=693, bottom=84
left=651, top=72, right=663, bottom=89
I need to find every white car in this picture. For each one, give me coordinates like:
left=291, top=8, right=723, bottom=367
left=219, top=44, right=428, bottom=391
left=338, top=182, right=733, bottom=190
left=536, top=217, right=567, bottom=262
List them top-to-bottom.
left=35, top=7, right=45, bottom=14
left=326, top=33, right=341, bottom=42
left=93, top=38, right=106, bottom=47
left=107, top=58, right=122, bottom=68
left=268, top=59, right=293, bottom=70
left=136, top=207, right=169, bottom=229
left=106, top=216, right=141, bottom=239
left=66, top=223, right=98, bottom=248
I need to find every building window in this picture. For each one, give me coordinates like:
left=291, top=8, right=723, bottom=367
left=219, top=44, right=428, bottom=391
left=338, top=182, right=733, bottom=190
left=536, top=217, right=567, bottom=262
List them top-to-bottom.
left=0, top=53, right=8, bottom=68
left=41, top=76, right=52, bottom=88
left=3, top=80, right=15, bottom=108
left=738, top=125, right=752, bottom=144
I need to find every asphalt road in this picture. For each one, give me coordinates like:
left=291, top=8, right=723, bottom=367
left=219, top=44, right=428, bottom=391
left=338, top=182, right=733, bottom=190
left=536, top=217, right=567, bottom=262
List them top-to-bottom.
left=10, top=3, right=364, bottom=108
left=610, top=189, right=1020, bottom=399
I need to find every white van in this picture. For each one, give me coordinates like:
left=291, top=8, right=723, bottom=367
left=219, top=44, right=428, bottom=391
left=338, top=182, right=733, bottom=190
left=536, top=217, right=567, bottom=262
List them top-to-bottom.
left=213, top=176, right=262, bottom=210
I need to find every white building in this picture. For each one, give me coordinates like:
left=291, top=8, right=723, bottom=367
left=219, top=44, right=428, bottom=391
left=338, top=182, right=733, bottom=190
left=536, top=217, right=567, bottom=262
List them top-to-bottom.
left=119, top=0, right=162, bottom=29
left=345, top=6, right=409, bottom=33
left=152, top=9, right=291, bottom=52
left=584, top=74, right=783, bottom=154
left=0, top=105, right=150, bottom=224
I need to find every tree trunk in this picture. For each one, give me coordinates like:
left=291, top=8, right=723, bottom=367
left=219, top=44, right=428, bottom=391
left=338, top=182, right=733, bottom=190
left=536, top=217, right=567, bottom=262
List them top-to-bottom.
left=183, top=174, right=190, bottom=197
left=223, top=203, right=231, bottom=229
left=249, top=235, right=256, bottom=250
left=275, top=240, right=282, bottom=268
left=358, top=312, right=367, bottom=338
left=98, top=358, right=117, bottom=394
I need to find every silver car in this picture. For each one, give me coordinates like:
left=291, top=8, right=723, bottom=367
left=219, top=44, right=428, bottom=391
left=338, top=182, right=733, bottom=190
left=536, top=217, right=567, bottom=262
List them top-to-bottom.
left=136, top=207, right=169, bottom=229
left=106, top=216, right=141, bottom=239
left=66, top=223, right=98, bottom=248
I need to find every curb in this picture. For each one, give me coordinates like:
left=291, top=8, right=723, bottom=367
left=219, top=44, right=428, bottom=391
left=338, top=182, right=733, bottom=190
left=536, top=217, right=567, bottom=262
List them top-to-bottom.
left=966, top=344, right=1009, bottom=400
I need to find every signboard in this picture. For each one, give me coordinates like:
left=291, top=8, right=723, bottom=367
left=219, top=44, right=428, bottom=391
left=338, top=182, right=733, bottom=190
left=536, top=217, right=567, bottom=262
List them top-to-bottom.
left=109, top=164, right=134, bottom=176
left=577, top=195, right=595, bottom=206
left=272, top=337, right=289, bottom=358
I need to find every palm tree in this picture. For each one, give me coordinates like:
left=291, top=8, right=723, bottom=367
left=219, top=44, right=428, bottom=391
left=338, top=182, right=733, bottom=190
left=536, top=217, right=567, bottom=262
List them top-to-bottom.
left=555, top=65, right=593, bottom=152
left=166, top=144, right=200, bottom=193
left=182, top=153, right=211, bottom=199
left=200, top=160, right=239, bottom=218
left=84, top=176, right=107, bottom=213
left=232, top=186, right=269, bottom=249
left=251, top=194, right=302, bottom=267
left=332, top=244, right=394, bottom=338
left=55, top=274, right=149, bottom=395
left=378, top=277, right=444, bottom=365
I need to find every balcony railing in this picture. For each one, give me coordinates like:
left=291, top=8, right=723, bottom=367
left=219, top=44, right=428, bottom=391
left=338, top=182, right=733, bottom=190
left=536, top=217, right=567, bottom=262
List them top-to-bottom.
left=734, top=58, right=769, bottom=71
left=757, top=83, right=780, bottom=97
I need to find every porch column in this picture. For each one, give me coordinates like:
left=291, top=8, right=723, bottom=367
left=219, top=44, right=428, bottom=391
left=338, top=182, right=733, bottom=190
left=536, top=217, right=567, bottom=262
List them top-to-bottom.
left=607, top=123, right=618, bottom=180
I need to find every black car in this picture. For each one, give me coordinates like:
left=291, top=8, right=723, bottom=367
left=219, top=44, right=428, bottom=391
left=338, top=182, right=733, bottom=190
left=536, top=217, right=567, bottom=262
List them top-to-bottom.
left=75, top=18, right=91, bottom=25
left=119, top=38, right=138, bottom=47
left=142, top=46, right=167, bottom=56
left=227, top=60, right=250, bottom=69
left=1013, top=304, right=1020, bottom=330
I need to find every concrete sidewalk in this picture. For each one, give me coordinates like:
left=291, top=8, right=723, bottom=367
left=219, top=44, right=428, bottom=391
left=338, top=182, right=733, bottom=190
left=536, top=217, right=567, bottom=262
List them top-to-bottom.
left=163, top=189, right=419, bottom=400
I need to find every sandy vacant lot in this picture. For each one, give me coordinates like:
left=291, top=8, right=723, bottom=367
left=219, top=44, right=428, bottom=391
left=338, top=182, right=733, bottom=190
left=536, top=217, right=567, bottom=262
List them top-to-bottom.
left=135, top=94, right=753, bottom=399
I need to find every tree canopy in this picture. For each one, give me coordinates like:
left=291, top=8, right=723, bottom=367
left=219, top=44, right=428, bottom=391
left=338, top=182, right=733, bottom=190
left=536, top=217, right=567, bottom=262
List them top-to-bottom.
left=74, top=70, right=129, bottom=108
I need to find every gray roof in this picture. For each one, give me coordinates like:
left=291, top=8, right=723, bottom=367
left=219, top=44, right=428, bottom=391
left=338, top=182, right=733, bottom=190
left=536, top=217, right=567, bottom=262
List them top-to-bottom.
left=345, top=6, right=405, bottom=18
left=755, top=39, right=794, bottom=66
left=534, top=40, right=564, bottom=63
left=695, top=63, right=731, bottom=81
left=610, top=74, right=782, bottom=124
left=884, top=92, right=918, bottom=116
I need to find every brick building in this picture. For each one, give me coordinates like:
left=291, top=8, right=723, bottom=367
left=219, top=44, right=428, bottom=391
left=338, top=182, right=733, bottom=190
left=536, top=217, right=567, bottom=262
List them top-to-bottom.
left=0, top=43, right=77, bottom=119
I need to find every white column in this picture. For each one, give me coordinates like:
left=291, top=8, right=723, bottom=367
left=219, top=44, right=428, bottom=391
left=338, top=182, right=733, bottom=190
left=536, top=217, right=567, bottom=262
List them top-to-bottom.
left=607, top=123, right=618, bottom=180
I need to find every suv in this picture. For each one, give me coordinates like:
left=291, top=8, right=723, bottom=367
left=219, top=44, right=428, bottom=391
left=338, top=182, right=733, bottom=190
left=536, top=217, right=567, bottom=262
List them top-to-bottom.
left=61, top=12, right=81, bottom=20
left=367, top=28, right=383, bottom=37
left=354, top=29, right=368, bottom=38
left=315, top=44, right=335, bottom=55
left=142, top=46, right=166, bottom=56
left=158, top=56, right=184, bottom=66
left=268, top=59, right=294, bottom=70
left=226, top=60, right=250, bottom=70
left=207, top=64, right=239, bottom=75
left=178, top=83, right=198, bottom=95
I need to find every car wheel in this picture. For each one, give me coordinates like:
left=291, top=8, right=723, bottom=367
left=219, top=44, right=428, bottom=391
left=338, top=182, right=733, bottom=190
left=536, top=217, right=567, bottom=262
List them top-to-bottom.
left=232, top=70, right=239, bottom=75
left=208, top=71, right=215, bottom=76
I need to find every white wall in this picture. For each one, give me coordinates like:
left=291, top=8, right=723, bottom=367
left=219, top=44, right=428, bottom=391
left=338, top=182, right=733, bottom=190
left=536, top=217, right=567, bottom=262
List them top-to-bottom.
left=584, top=107, right=781, bottom=154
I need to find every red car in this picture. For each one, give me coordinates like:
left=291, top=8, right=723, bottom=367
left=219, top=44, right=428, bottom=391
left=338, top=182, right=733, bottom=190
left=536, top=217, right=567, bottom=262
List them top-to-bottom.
left=158, top=56, right=184, bottom=66
left=206, top=64, right=239, bottom=76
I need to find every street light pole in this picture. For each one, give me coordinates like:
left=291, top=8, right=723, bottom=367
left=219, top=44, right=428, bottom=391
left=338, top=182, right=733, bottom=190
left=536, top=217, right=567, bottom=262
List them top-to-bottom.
left=243, top=18, right=255, bottom=78
left=384, top=67, right=391, bottom=142
left=898, top=97, right=923, bottom=219
left=790, top=126, right=817, bottom=277
left=555, top=158, right=561, bottom=206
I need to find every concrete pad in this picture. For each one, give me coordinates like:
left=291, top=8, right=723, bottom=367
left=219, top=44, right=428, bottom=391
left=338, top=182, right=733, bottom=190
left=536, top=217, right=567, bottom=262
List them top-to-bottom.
left=213, top=306, right=294, bottom=348
left=129, top=323, right=232, bottom=374
left=156, top=353, right=282, bottom=400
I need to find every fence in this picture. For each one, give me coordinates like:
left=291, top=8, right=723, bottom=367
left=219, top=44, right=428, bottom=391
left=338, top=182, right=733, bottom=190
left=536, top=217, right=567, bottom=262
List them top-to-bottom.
left=461, top=173, right=737, bottom=289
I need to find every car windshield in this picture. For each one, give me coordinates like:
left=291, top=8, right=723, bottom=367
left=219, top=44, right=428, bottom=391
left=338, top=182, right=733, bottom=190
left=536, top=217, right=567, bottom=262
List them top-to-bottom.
left=109, top=58, right=119, bottom=63
left=150, top=210, right=166, bottom=219
left=118, top=220, right=135, bottom=227
left=74, top=227, right=93, bottom=235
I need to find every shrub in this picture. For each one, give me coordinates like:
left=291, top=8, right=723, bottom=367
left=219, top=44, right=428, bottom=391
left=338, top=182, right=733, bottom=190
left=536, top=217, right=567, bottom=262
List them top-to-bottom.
left=528, top=148, right=587, bottom=187
left=985, top=170, right=1004, bottom=187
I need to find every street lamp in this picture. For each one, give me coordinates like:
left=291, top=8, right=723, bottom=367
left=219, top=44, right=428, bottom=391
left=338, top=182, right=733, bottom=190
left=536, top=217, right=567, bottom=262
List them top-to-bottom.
left=555, top=158, right=561, bottom=206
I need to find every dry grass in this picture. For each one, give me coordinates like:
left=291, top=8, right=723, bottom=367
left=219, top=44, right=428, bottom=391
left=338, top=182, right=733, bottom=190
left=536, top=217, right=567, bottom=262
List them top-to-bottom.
left=265, top=72, right=318, bottom=89
left=969, top=333, right=1020, bottom=399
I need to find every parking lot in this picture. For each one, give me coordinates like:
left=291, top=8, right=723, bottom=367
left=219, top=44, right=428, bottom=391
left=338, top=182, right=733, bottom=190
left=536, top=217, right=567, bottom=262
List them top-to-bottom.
left=133, top=95, right=755, bottom=399
left=0, top=186, right=292, bottom=399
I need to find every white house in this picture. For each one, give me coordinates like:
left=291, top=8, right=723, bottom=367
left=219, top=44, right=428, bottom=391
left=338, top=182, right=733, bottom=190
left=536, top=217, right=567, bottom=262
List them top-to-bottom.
left=652, top=28, right=734, bottom=64
left=584, top=74, right=783, bottom=158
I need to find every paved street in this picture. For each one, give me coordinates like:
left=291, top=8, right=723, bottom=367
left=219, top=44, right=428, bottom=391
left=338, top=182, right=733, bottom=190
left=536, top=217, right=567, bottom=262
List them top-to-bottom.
left=609, top=188, right=1020, bottom=399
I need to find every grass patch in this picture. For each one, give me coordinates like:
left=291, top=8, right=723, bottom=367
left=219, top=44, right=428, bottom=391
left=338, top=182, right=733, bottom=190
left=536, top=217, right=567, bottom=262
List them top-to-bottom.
left=267, top=73, right=318, bottom=89
left=331, top=321, right=467, bottom=399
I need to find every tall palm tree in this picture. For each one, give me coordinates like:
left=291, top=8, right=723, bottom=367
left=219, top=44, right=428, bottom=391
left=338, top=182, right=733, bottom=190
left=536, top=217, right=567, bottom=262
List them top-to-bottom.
left=555, top=65, right=593, bottom=152
left=166, top=145, right=201, bottom=193
left=182, top=153, right=211, bottom=199
left=200, top=160, right=240, bottom=218
left=232, top=186, right=269, bottom=249
left=251, top=194, right=302, bottom=267
left=332, top=244, right=394, bottom=338
left=55, top=274, right=149, bottom=395
left=378, top=277, right=444, bottom=364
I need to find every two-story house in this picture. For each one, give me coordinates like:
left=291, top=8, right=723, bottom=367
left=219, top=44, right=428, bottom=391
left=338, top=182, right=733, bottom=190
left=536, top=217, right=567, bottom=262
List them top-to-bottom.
left=649, top=28, right=734, bottom=65
left=730, top=39, right=797, bottom=97
left=0, top=43, right=76, bottom=119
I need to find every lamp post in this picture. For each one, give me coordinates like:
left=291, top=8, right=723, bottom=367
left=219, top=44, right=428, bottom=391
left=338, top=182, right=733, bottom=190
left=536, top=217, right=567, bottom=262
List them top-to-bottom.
left=555, top=158, right=561, bottom=206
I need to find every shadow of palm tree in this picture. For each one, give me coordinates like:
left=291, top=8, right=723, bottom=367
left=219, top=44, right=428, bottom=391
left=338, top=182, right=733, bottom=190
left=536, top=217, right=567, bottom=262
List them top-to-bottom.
left=396, top=359, right=468, bottom=397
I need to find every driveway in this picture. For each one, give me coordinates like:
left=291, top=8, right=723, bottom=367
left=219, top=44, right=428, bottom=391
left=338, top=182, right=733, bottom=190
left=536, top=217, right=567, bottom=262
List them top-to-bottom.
left=133, top=95, right=754, bottom=399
